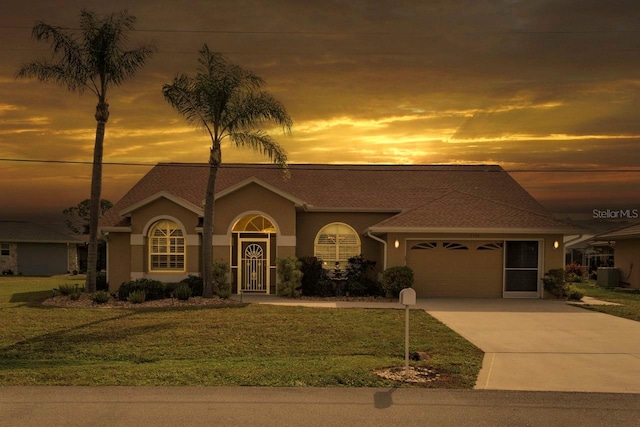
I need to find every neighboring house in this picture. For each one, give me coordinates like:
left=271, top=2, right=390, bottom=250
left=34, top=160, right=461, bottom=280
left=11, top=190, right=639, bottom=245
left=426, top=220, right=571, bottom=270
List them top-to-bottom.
left=100, top=163, right=578, bottom=298
left=0, top=221, right=81, bottom=276
left=596, top=223, right=640, bottom=289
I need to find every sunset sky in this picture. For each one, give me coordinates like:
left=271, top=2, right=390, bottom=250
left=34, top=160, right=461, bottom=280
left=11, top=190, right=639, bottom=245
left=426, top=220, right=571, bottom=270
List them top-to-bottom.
left=1, top=0, right=639, bottom=224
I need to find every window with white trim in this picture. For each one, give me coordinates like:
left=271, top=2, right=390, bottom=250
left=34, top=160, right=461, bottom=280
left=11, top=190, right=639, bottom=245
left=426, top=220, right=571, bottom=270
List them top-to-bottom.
left=149, top=220, right=185, bottom=271
left=314, top=223, right=361, bottom=271
left=0, top=243, right=9, bottom=256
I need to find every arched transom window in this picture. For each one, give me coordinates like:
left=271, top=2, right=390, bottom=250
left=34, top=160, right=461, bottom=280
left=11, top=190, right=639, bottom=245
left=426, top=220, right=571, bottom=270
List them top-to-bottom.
left=232, top=214, right=276, bottom=233
left=149, top=220, right=185, bottom=271
left=314, top=222, right=361, bottom=270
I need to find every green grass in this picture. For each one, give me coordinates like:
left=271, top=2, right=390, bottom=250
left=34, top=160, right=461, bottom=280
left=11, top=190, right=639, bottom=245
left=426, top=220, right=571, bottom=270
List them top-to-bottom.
left=0, top=275, right=482, bottom=387
left=573, top=281, right=640, bottom=322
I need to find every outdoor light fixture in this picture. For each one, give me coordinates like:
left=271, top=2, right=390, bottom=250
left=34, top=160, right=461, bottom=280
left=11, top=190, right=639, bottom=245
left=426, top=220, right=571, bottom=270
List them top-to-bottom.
left=394, top=239, right=400, bottom=249
left=553, top=240, right=559, bottom=249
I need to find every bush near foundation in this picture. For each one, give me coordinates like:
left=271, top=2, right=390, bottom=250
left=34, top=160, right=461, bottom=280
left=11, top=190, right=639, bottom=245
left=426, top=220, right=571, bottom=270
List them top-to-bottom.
left=345, top=255, right=383, bottom=297
left=276, top=256, right=302, bottom=298
left=299, top=256, right=333, bottom=297
left=381, top=266, right=414, bottom=298
left=542, top=269, right=568, bottom=298
left=118, top=278, right=164, bottom=301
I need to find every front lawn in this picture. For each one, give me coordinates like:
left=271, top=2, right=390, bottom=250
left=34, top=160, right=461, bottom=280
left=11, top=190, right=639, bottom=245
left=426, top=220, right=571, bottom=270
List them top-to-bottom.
left=0, top=276, right=482, bottom=387
left=573, top=281, right=640, bottom=322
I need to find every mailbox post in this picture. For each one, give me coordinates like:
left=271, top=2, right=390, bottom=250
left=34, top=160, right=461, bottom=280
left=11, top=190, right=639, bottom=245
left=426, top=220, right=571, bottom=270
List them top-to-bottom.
left=399, top=287, right=417, bottom=377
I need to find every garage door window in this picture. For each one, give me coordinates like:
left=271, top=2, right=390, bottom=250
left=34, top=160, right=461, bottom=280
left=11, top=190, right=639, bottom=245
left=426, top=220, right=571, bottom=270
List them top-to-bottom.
left=505, top=241, right=539, bottom=292
left=411, top=242, right=437, bottom=250
left=443, top=242, right=468, bottom=250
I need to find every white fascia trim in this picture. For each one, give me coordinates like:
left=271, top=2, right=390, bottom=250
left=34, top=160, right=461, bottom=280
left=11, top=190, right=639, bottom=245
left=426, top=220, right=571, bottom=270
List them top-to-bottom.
left=214, top=177, right=306, bottom=207
left=120, top=191, right=204, bottom=217
left=366, top=227, right=578, bottom=235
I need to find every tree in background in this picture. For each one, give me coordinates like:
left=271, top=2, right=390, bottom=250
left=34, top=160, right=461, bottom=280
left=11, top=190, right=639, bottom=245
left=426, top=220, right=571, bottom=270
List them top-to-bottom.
left=17, top=10, right=154, bottom=293
left=162, top=45, right=292, bottom=297
left=63, top=199, right=113, bottom=234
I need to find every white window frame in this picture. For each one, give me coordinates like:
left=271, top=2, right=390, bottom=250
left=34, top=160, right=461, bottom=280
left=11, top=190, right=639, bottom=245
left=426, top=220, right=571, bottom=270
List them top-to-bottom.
left=148, top=220, right=185, bottom=272
left=314, top=222, right=361, bottom=271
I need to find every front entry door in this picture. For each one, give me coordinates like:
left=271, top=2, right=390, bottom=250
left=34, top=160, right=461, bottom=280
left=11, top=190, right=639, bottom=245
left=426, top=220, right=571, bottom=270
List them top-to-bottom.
left=240, top=240, right=268, bottom=292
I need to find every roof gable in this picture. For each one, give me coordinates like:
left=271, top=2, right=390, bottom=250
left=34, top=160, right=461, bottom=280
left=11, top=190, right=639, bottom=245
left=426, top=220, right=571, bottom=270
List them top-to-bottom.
left=215, top=177, right=306, bottom=207
left=119, top=191, right=204, bottom=217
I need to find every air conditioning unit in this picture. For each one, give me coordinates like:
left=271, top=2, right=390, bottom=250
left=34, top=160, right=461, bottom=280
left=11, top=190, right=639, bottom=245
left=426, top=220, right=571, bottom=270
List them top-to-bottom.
left=597, top=267, right=619, bottom=288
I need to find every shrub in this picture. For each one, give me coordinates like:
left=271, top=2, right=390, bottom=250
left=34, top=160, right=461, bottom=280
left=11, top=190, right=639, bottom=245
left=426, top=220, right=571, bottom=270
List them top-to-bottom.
left=344, top=255, right=382, bottom=297
left=276, top=256, right=303, bottom=298
left=299, top=256, right=333, bottom=297
left=212, top=262, right=230, bottom=298
left=565, top=263, right=586, bottom=277
left=381, top=266, right=414, bottom=298
left=542, top=269, right=568, bottom=298
left=96, top=272, right=108, bottom=291
left=180, top=275, right=204, bottom=297
left=118, top=279, right=164, bottom=301
left=58, top=283, right=80, bottom=296
left=174, top=283, right=192, bottom=301
left=567, top=286, right=584, bottom=301
left=127, top=289, right=146, bottom=304
left=90, top=290, right=111, bottom=304
left=69, top=291, right=82, bottom=301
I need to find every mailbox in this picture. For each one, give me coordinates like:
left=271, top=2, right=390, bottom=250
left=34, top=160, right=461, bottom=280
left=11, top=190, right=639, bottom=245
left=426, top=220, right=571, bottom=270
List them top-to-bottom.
left=399, top=287, right=416, bottom=306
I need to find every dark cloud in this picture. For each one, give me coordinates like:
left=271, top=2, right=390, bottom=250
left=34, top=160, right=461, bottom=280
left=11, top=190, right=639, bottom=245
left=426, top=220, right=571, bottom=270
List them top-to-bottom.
left=1, top=0, right=639, bottom=219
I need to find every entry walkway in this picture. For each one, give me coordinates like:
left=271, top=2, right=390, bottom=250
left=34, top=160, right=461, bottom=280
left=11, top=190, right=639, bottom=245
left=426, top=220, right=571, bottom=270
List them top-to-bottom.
left=234, top=295, right=640, bottom=393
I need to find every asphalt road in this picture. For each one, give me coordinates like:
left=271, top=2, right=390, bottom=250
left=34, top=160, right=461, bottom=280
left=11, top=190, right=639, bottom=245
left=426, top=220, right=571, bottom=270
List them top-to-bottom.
left=1, top=387, right=639, bottom=426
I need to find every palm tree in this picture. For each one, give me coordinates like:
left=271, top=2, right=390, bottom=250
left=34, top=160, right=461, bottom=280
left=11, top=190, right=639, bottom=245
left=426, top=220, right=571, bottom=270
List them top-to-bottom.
left=17, top=10, right=154, bottom=293
left=163, top=44, right=292, bottom=297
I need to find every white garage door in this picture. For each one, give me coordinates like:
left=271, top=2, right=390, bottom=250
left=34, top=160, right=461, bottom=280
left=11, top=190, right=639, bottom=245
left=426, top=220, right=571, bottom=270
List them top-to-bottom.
left=407, top=241, right=504, bottom=297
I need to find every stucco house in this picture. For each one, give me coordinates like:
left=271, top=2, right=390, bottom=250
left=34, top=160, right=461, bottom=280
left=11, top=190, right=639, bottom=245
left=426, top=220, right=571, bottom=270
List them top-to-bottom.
left=100, top=163, right=577, bottom=298
left=0, top=221, right=81, bottom=276
left=596, top=223, right=640, bottom=289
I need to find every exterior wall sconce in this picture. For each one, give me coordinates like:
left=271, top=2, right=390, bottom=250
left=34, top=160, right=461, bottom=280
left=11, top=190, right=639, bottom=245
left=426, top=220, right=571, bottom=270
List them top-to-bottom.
left=394, top=239, right=400, bottom=249
left=553, top=240, right=559, bottom=249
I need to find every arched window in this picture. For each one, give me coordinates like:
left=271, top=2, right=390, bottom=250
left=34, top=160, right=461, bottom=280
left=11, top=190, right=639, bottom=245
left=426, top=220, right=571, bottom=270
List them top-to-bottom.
left=232, top=214, right=276, bottom=233
left=149, top=220, right=185, bottom=271
left=314, top=223, right=361, bottom=270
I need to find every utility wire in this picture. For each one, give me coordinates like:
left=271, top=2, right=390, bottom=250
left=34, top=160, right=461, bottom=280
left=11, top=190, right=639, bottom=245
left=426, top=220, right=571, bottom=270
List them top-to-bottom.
left=1, top=157, right=639, bottom=173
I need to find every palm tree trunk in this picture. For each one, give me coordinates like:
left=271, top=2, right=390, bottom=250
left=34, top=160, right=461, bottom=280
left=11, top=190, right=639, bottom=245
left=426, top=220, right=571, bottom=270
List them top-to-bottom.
left=86, top=100, right=109, bottom=293
left=202, top=145, right=221, bottom=297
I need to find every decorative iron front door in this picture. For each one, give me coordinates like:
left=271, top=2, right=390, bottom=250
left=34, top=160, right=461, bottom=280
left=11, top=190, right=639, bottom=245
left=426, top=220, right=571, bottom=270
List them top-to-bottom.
left=240, top=240, right=268, bottom=292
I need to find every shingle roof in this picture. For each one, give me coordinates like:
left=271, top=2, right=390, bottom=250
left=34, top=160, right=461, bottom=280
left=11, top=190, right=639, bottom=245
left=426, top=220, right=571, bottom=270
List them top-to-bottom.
left=100, top=163, right=575, bottom=232
left=0, top=221, right=81, bottom=243
left=597, top=223, right=640, bottom=240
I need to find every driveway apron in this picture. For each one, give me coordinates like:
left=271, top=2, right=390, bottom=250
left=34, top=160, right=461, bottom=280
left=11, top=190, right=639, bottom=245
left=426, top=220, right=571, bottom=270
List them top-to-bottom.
left=418, top=298, right=640, bottom=393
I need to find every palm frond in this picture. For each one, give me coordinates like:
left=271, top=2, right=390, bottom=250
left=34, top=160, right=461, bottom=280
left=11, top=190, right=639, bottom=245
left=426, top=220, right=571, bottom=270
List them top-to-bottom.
left=163, top=74, right=215, bottom=140
left=230, top=131, right=288, bottom=167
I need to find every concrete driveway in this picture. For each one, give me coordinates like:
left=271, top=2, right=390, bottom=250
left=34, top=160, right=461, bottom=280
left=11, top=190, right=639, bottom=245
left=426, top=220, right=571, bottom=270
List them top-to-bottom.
left=418, top=298, right=640, bottom=393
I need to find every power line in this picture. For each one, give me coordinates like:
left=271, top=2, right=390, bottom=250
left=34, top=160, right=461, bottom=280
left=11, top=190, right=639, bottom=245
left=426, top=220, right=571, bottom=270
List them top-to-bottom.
left=4, top=25, right=640, bottom=35
left=1, top=157, right=639, bottom=173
